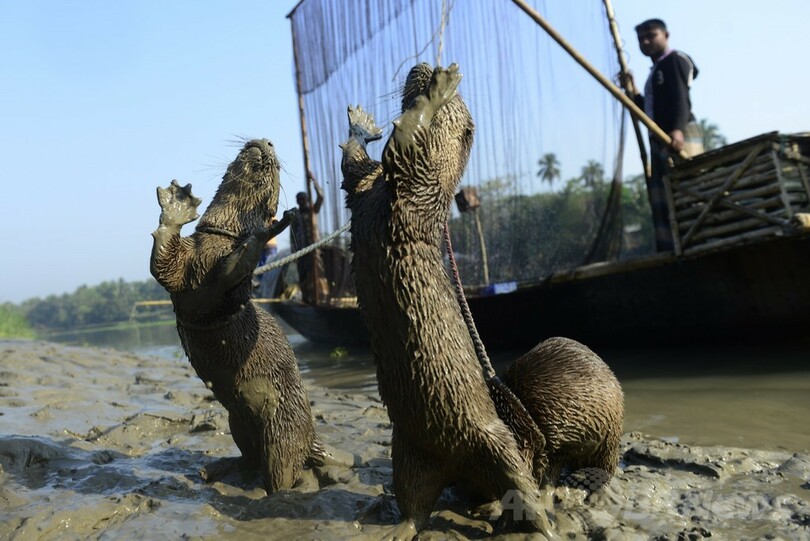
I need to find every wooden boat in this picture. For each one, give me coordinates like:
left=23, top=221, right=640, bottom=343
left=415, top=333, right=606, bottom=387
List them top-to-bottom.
left=270, top=2, right=810, bottom=350
left=267, top=132, right=810, bottom=349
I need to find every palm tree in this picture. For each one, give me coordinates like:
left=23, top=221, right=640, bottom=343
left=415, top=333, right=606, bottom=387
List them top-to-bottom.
left=699, top=118, right=728, bottom=151
left=536, top=152, right=561, bottom=187
left=580, top=160, right=604, bottom=189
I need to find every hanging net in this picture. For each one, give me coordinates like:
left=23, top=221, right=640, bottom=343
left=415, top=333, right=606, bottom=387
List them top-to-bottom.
left=288, top=0, right=639, bottom=291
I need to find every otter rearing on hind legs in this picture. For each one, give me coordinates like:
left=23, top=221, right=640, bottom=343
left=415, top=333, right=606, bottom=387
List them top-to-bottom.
left=342, top=63, right=624, bottom=538
left=342, top=64, right=555, bottom=537
left=150, top=139, right=325, bottom=494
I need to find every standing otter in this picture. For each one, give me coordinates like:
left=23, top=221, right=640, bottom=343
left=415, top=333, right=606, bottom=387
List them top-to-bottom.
left=342, top=64, right=555, bottom=538
left=150, top=139, right=324, bottom=493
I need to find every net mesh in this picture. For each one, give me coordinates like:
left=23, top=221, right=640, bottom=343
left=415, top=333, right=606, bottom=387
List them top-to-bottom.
left=289, top=0, right=634, bottom=288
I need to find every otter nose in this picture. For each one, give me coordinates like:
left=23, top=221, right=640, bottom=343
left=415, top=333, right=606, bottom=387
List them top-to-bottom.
left=260, top=138, right=273, bottom=147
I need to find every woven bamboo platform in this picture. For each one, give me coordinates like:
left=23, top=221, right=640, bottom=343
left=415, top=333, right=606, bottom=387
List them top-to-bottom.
left=665, top=132, right=810, bottom=255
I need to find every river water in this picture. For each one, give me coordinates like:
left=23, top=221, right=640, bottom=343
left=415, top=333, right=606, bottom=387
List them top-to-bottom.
left=48, top=321, right=810, bottom=454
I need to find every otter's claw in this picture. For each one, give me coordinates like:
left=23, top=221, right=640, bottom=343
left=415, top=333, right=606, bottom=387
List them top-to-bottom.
left=427, top=63, right=462, bottom=109
left=347, top=105, right=383, bottom=143
left=157, top=179, right=202, bottom=227
left=281, top=208, right=298, bottom=224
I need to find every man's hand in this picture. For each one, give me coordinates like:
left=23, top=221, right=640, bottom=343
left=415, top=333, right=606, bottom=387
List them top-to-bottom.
left=618, top=71, right=637, bottom=95
left=669, top=129, right=685, bottom=152
left=307, top=171, right=324, bottom=213
left=307, top=171, right=323, bottom=197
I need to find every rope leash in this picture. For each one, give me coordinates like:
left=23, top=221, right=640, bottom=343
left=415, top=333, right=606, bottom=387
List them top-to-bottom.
left=253, top=220, right=351, bottom=276
left=443, top=222, right=495, bottom=379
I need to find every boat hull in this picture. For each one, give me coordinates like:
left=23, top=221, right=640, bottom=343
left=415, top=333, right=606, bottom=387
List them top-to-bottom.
left=470, top=232, right=810, bottom=349
left=269, top=233, right=810, bottom=349
left=270, top=301, right=369, bottom=347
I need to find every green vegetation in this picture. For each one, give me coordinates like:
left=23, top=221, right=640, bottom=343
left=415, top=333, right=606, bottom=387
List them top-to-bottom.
left=699, top=118, right=728, bottom=151
left=536, top=152, right=561, bottom=187
left=450, top=162, right=655, bottom=285
left=11, top=278, right=170, bottom=333
left=0, top=304, right=36, bottom=338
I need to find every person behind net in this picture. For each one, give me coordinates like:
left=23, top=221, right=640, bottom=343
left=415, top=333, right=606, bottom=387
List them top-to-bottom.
left=623, top=18, right=704, bottom=252
left=289, top=172, right=329, bottom=304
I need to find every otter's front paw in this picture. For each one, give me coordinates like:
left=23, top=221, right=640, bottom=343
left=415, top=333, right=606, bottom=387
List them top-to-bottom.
left=427, top=63, right=462, bottom=109
left=347, top=105, right=383, bottom=143
left=156, top=179, right=202, bottom=227
left=281, top=208, right=299, bottom=224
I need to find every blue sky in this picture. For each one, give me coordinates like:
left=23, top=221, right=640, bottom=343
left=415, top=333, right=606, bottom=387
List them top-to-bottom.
left=2, top=0, right=809, bottom=303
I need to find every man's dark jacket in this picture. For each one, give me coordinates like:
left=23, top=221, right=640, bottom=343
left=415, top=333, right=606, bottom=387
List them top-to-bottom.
left=634, top=50, right=699, bottom=135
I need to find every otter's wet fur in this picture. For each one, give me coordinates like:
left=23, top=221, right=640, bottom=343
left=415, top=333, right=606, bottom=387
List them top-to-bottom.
left=342, top=64, right=556, bottom=537
left=150, top=139, right=323, bottom=493
left=502, top=337, right=624, bottom=483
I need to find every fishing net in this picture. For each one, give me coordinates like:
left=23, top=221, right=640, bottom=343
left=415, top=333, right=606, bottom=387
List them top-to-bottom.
left=288, top=0, right=638, bottom=290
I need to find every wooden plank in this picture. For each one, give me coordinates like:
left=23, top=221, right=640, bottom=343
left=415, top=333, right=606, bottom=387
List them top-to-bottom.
left=668, top=132, right=779, bottom=179
left=681, top=142, right=768, bottom=248
left=772, top=149, right=796, bottom=220
left=672, top=154, right=774, bottom=191
left=791, top=156, right=810, bottom=201
left=671, top=160, right=807, bottom=204
left=671, top=163, right=810, bottom=205
left=664, top=166, right=683, bottom=255
left=673, top=169, right=778, bottom=206
left=675, top=182, right=783, bottom=208
left=676, top=193, right=805, bottom=222
left=677, top=200, right=790, bottom=229
left=690, top=214, right=789, bottom=242
left=681, top=225, right=784, bottom=255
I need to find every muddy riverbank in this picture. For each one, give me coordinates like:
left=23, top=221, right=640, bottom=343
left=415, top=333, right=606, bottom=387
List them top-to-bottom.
left=1, top=340, right=808, bottom=539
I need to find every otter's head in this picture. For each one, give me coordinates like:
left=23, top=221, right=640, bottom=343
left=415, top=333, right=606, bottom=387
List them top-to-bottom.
left=402, top=63, right=475, bottom=199
left=198, top=138, right=281, bottom=234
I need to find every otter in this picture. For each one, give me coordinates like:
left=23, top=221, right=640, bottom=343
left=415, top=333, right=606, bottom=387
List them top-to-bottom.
left=342, top=64, right=555, bottom=538
left=150, top=139, right=324, bottom=493
left=501, top=337, right=624, bottom=484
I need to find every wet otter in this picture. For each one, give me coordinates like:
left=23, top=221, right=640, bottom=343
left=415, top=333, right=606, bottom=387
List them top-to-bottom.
left=342, top=64, right=555, bottom=537
left=150, top=139, right=324, bottom=492
left=501, top=337, right=624, bottom=483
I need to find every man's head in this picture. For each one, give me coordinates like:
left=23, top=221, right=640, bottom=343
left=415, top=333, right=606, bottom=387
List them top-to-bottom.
left=635, top=18, right=669, bottom=60
left=296, top=192, right=308, bottom=209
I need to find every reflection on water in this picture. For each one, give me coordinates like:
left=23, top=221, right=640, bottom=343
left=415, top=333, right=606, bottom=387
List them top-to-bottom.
left=47, top=323, right=181, bottom=352
left=49, top=323, right=810, bottom=452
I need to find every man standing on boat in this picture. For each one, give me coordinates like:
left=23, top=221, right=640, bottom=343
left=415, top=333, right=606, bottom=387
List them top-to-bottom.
left=623, top=18, right=703, bottom=252
left=290, top=172, right=329, bottom=304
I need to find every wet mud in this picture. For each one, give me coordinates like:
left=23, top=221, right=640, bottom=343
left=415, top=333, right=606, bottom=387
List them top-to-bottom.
left=1, top=340, right=808, bottom=540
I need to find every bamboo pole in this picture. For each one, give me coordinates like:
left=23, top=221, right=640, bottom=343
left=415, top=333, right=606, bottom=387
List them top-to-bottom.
left=510, top=0, right=689, bottom=161
left=603, top=0, right=651, bottom=180
left=289, top=17, right=321, bottom=306
left=472, top=208, right=490, bottom=285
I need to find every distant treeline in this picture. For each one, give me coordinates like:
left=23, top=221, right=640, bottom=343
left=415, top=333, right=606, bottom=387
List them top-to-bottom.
left=5, top=162, right=658, bottom=333
left=2, top=278, right=170, bottom=333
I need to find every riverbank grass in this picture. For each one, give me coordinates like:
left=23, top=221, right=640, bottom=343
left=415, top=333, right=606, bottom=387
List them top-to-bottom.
left=0, top=306, right=36, bottom=339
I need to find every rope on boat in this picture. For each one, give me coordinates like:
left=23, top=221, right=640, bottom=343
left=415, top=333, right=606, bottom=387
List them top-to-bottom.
left=253, top=220, right=351, bottom=276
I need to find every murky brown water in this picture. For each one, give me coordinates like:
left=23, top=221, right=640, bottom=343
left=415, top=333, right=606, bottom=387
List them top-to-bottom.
left=50, top=324, right=810, bottom=453
left=294, top=336, right=810, bottom=454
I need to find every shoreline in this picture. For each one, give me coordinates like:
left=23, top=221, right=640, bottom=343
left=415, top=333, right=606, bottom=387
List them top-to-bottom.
left=1, top=340, right=808, bottom=539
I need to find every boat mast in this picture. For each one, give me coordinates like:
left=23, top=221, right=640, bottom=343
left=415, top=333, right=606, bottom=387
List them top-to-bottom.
left=509, top=0, right=687, bottom=161
left=602, top=0, right=651, bottom=183
left=288, top=11, right=321, bottom=305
